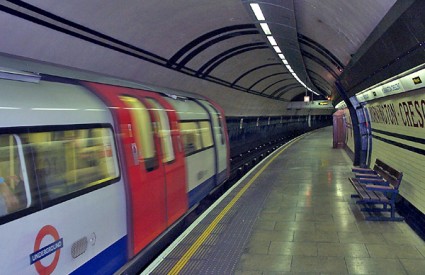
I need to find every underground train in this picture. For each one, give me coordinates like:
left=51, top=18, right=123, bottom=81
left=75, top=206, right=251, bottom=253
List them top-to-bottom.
left=0, top=70, right=229, bottom=274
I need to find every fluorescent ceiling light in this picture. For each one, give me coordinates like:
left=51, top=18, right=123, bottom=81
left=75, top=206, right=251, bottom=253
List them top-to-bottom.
left=250, top=3, right=265, bottom=21
left=249, top=4, right=322, bottom=97
left=260, top=23, right=271, bottom=35
left=267, top=36, right=277, bottom=46
left=273, top=46, right=281, bottom=53
left=0, top=106, right=20, bottom=110
left=32, top=108, right=78, bottom=111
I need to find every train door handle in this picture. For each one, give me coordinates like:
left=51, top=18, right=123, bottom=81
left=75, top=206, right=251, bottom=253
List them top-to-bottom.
left=177, top=136, right=183, bottom=152
left=131, top=143, right=139, bottom=165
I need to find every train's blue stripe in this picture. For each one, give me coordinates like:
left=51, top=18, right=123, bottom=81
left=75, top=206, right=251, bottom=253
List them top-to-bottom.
left=188, top=176, right=216, bottom=208
left=71, top=236, right=127, bottom=275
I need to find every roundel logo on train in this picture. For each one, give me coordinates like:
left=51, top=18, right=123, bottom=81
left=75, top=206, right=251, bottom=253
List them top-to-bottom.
left=30, top=225, right=63, bottom=275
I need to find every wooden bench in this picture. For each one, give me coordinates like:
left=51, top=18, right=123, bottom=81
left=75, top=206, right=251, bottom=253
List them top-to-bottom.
left=349, top=160, right=404, bottom=221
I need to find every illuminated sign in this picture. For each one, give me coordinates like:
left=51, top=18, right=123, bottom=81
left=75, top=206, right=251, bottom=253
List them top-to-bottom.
left=413, top=76, right=422, bottom=85
left=382, top=82, right=401, bottom=94
left=318, top=101, right=329, bottom=105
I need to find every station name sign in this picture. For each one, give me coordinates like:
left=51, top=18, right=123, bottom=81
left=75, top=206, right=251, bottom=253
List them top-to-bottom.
left=367, top=95, right=425, bottom=129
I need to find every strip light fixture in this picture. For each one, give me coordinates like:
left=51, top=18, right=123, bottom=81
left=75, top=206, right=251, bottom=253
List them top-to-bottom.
left=249, top=3, right=319, bottom=96
left=260, top=23, right=271, bottom=35
left=267, top=36, right=277, bottom=46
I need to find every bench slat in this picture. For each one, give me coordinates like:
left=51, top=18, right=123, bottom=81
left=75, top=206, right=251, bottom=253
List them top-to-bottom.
left=352, top=167, right=375, bottom=174
left=355, top=173, right=381, bottom=179
left=357, top=177, right=388, bottom=185
left=350, top=178, right=390, bottom=203
left=367, top=191, right=380, bottom=201
left=374, top=191, right=389, bottom=202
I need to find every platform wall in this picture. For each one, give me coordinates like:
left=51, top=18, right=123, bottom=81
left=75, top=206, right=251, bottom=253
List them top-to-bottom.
left=365, top=88, right=425, bottom=214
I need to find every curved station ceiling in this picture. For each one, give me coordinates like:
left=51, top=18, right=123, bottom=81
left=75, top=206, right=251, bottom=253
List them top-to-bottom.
left=0, top=0, right=423, bottom=116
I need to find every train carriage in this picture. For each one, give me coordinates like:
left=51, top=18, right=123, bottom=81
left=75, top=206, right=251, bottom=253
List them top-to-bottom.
left=0, top=71, right=230, bottom=274
left=0, top=77, right=127, bottom=274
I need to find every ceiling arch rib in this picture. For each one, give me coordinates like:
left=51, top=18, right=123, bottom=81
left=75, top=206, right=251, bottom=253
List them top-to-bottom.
left=0, top=1, right=168, bottom=66
left=167, top=24, right=259, bottom=70
left=168, top=24, right=255, bottom=62
left=175, top=30, right=259, bottom=70
left=298, top=33, right=344, bottom=71
left=297, top=34, right=345, bottom=98
left=197, top=43, right=269, bottom=78
left=302, top=50, right=340, bottom=80
left=231, top=63, right=282, bottom=87
left=307, top=69, right=331, bottom=87
left=247, top=72, right=290, bottom=92
left=307, top=73, right=333, bottom=96
left=305, top=75, right=331, bottom=93
left=309, top=76, right=332, bottom=91
left=261, top=78, right=295, bottom=94
left=309, top=78, right=332, bottom=94
left=268, top=82, right=298, bottom=98
left=275, top=83, right=302, bottom=98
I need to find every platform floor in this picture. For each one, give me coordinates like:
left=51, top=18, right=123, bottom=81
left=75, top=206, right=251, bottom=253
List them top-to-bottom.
left=145, top=127, right=425, bottom=274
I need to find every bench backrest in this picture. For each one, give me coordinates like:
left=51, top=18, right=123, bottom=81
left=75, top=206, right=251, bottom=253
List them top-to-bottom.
left=373, top=159, right=389, bottom=171
left=374, top=159, right=403, bottom=189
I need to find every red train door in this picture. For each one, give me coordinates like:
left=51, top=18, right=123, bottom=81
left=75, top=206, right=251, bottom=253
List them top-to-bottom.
left=84, top=82, right=187, bottom=256
left=119, top=95, right=168, bottom=252
left=143, top=97, right=187, bottom=225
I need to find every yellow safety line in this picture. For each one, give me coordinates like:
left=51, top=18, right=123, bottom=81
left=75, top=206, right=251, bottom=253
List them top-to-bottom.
left=167, top=136, right=303, bottom=275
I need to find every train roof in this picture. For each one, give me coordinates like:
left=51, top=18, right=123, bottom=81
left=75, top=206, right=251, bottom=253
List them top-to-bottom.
left=0, top=54, right=209, bottom=102
left=0, top=77, right=113, bottom=128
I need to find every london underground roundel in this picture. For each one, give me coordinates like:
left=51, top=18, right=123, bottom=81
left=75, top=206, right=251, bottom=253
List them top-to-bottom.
left=30, top=225, right=63, bottom=275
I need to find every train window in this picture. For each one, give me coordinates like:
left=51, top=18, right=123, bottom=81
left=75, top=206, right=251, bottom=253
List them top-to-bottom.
left=120, top=96, right=158, bottom=171
left=145, top=98, right=175, bottom=163
left=208, top=103, right=225, bottom=145
left=199, top=121, right=213, bottom=148
left=179, top=122, right=202, bottom=155
left=22, top=127, right=119, bottom=201
left=0, top=134, right=30, bottom=217
left=0, top=134, right=31, bottom=217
